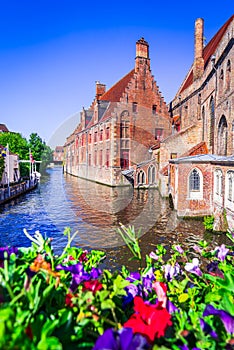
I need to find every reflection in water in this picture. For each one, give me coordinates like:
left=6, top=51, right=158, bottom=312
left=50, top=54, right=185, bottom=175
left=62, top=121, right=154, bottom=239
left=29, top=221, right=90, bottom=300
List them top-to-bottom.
left=0, top=167, right=231, bottom=270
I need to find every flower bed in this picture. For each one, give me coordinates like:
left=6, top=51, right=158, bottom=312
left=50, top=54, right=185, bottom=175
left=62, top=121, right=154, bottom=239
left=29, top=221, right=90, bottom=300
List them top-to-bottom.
left=0, top=226, right=233, bottom=349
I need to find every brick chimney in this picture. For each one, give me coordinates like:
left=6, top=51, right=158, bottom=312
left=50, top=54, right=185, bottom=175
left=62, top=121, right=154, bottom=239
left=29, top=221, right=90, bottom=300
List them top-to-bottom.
left=193, top=18, right=204, bottom=81
left=135, top=37, right=150, bottom=71
left=95, top=81, right=106, bottom=100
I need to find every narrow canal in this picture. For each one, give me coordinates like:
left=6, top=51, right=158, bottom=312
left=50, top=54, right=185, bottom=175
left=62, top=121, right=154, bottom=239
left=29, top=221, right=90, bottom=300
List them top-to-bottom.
left=0, top=167, right=229, bottom=269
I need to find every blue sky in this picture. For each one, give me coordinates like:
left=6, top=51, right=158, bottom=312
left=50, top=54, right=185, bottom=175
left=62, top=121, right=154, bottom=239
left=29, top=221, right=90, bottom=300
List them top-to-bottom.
left=0, top=1, right=233, bottom=148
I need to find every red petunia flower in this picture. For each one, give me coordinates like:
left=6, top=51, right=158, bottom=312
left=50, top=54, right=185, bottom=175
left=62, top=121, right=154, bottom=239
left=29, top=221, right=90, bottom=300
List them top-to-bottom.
left=79, top=251, right=88, bottom=262
left=82, top=279, right=103, bottom=294
left=65, top=293, right=76, bottom=307
left=124, top=296, right=172, bottom=343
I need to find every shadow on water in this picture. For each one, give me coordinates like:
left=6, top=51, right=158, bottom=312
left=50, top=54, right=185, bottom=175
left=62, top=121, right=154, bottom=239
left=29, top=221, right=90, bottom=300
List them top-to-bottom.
left=0, top=167, right=232, bottom=270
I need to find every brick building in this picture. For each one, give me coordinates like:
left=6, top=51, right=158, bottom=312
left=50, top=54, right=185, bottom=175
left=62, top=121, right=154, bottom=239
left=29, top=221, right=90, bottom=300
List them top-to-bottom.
left=64, top=15, right=234, bottom=229
left=166, top=15, right=234, bottom=229
left=64, top=38, right=171, bottom=187
left=53, top=146, right=64, bottom=164
left=169, top=154, right=234, bottom=231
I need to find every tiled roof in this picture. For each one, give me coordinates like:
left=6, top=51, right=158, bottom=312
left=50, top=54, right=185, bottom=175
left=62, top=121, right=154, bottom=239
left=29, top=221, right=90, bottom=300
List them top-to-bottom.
left=180, top=15, right=234, bottom=93
left=99, top=69, right=135, bottom=102
left=179, top=141, right=208, bottom=157
left=169, top=153, right=231, bottom=164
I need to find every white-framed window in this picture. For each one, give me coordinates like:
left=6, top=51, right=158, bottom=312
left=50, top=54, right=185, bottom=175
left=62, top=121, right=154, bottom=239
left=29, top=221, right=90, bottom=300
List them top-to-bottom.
left=148, top=165, right=156, bottom=185
left=188, top=168, right=203, bottom=199
left=214, top=169, right=223, bottom=203
left=137, top=170, right=146, bottom=185
left=225, top=171, right=234, bottom=212
left=226, top=171, right=234, bottom=202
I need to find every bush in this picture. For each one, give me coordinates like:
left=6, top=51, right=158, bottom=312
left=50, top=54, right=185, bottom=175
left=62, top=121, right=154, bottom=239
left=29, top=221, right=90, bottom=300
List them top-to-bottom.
left=203, top=215, right=215, bottom=231
left=0, top=227, right=233, bottom=349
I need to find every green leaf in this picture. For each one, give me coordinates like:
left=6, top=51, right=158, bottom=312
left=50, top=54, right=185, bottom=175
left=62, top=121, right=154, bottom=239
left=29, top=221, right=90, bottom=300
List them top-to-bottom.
left=112, top=275, right=129, bottom=296
left=98, top=290, right=110, bottom=302
left=205, top=292, right=222, bottom=304
left=101, top=299, right=115, bottom=310
left=37, top=336, right=63, bottom=350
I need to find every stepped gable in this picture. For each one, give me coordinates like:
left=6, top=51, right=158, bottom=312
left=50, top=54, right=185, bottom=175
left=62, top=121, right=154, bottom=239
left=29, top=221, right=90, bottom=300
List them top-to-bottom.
left=180, top=14, right=234, bottom=93
left=86, top=69, right=135, bottom=127
left=99, top=69, right=135, bottom=102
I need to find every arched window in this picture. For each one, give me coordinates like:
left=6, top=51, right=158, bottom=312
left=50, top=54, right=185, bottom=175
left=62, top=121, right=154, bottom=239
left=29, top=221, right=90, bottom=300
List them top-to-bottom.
left=226, top=60, right=231, bottom=91
left=209, top=96, right=215, bottom=152
left=120, top=111, right=130, bottom=169
left=217, top=115, right=228, bottom=156
left=148, top=165, right=156, bottom=185
left=188, top=168, right=203, bottom=199
left=189, top=169, right=200, bottom=191
left=214, top=169, right=223, bottom=203
left=137, top=170, right=146, bottom=185
left=225, top=171, right=234, bottom=202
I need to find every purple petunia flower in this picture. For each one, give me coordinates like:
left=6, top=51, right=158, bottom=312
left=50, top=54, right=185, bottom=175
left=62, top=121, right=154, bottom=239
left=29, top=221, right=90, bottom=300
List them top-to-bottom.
left=214, top=244, right=229, bottom=262
left=174, top=245, right=184, bottom=254
left=193, top=245, right=203, bottom=254
left=149, top=251, right=159, bottom=260
left=184, top=258, right=202, bottom=277
left=206, top=261, right=224, bottom=278
left=163, top=262, right=180, bottom=281
left=56, top=263, right=101, bottom=292
left=142, top=267, right=155, bottom=295
left=127, top=272, right=141, bottom=282
left=167, top=300, right=179, bottom=314
left=203, top=305, right=234, bottom=334
left=200, top=318, right=218, bottom=339
left=92, top=327, right=150, bottom=350
left=179, top=346, right=201, bottom=350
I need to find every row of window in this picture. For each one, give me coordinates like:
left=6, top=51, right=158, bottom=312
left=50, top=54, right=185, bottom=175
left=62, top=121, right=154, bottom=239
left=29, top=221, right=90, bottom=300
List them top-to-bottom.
left=79, top=128, right=110, bottom=146
left=137, top=166, right=156, bottom=185
left=188, top=168, right=234, bottom=202
left=215, top=169, right=234, bottom=202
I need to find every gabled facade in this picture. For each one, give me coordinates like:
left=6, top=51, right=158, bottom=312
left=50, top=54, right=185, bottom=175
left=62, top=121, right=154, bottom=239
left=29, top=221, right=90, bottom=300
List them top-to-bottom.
left=64, top=38, right=171, bottom=187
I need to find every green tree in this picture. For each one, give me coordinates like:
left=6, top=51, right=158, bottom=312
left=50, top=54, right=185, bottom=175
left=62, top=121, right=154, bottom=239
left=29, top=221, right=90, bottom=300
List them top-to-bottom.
left=0, top=132, right=29, bottom=177
left=28, top=133, right=53, bottom=173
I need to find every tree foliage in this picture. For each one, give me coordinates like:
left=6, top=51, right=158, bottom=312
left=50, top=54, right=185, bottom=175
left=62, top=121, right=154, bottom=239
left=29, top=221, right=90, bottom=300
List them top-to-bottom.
left=0, top=132, right=53, bottom=178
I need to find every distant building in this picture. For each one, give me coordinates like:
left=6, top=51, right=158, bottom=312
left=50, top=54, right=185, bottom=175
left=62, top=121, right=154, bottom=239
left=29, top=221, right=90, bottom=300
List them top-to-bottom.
left=0, top=124, right=9, bottom=133
left=0, top=145, right=20, bottom=185
left=53, top=146, right=64, bottom=164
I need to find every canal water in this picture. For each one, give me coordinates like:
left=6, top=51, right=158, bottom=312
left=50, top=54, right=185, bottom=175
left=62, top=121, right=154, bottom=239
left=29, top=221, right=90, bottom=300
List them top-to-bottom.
left=0, top=167, right=230, bottom=269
